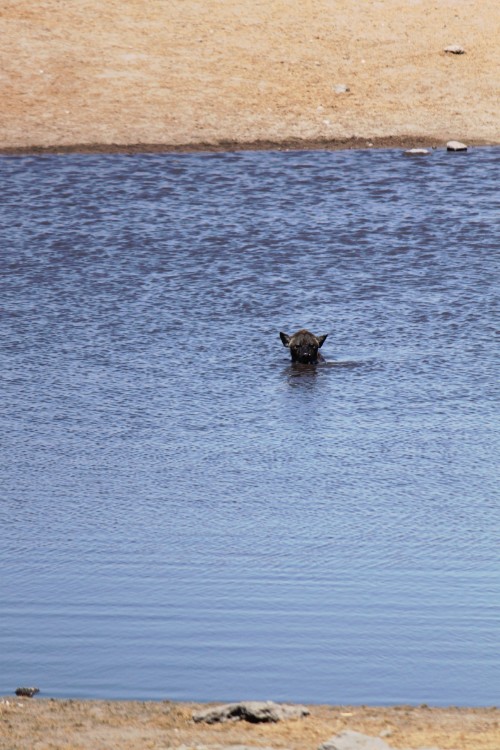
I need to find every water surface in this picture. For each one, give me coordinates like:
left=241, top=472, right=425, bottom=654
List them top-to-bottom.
left=1, top=148, right=498, bottom=704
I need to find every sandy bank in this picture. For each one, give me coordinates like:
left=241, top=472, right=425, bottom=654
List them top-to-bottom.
left=0, top=1, right=498, bottom=153
left=1, top=699, right=499, bottom=750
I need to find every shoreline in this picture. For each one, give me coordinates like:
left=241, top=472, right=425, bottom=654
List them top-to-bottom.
left=0, top=136, right=498, bottom=157
left=1, top=698, right=499, bottom=750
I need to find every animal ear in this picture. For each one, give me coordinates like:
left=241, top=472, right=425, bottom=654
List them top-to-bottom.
left=280, top=332, right=291, bottom=347
left=317, top=334, right=328, bottom=348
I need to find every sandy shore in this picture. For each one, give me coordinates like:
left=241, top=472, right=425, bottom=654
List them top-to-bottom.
left=0, top=1, right=498, bottom=153
left=0, top=699, right=499, bottom=750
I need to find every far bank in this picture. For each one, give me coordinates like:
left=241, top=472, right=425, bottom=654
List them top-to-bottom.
left=0, top=1, right=498, bottom=151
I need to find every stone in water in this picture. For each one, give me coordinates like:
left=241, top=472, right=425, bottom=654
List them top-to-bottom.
left=446, top=140, right=467, bottom=151
left=404, top=148, right=430, bottom=155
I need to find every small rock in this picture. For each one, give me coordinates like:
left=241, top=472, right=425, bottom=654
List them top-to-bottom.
left=444, top=45, right=465, bottom=54
left=333, top=84, right=350, bottom=94
left=446, top=140, right=468, bottom=151
left=404, top=148, right=430, bottom=155
left=15, top=687, right=40, bottom=698
left=192, top=701, right=309, bottom=724
left=318, top=730, right=394, bottom=750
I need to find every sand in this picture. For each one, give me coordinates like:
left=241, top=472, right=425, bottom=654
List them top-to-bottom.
left=0, top=0, right=498, bottom=152
left=1, top=699, right=499, bottom=750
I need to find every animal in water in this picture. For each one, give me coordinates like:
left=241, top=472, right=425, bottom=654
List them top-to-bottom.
left=279, top=329, right=328, bottom=364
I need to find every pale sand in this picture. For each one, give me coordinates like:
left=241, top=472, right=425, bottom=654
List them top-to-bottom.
left=0, top=0, right=498, bottom=152
left=1, top=699, right=499, bottom=750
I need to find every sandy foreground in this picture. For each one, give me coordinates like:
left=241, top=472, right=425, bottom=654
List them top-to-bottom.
left=0, top=0, right=499, bottom=152
left=1, top=699, right=500, bottom=750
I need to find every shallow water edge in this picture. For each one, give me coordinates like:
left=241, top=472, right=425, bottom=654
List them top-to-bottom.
left=0, top=134, right=497, bottom=156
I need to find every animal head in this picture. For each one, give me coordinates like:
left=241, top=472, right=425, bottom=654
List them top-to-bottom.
left=279, top=329, right=328, bottom=364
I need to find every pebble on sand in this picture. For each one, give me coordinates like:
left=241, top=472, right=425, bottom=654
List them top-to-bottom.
left=444, top=45, right=465, bottom=54
left=333, top=84, right=350, bottom=94
left=446, top=140, right=468, bottom=151
left=318, top=730, right=394, bottom=750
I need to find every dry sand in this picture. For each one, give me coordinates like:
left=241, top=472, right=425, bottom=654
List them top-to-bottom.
left=0, top=0, right=498, bottom=152
left=1, top=699, right=499, bottom=750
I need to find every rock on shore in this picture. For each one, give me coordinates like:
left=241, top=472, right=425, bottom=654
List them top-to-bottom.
left=192, top=701, right=310, bottom=724
left=319, top=730, right=395, bottom=750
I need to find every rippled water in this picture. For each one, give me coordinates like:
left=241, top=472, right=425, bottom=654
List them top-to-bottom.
left=1, top=148, right=498, bottom=705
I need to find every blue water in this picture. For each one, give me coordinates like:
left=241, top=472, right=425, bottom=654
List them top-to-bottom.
left=0, top=147, right=499, bottom=705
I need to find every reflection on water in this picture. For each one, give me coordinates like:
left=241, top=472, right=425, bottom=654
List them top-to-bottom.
left=0, top=147, right=498, bottom=705
left=285, top=360, right=364, bottom=385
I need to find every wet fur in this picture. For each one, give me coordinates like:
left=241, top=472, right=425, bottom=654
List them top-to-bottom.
left=280, top=329, right=328, bottom=364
